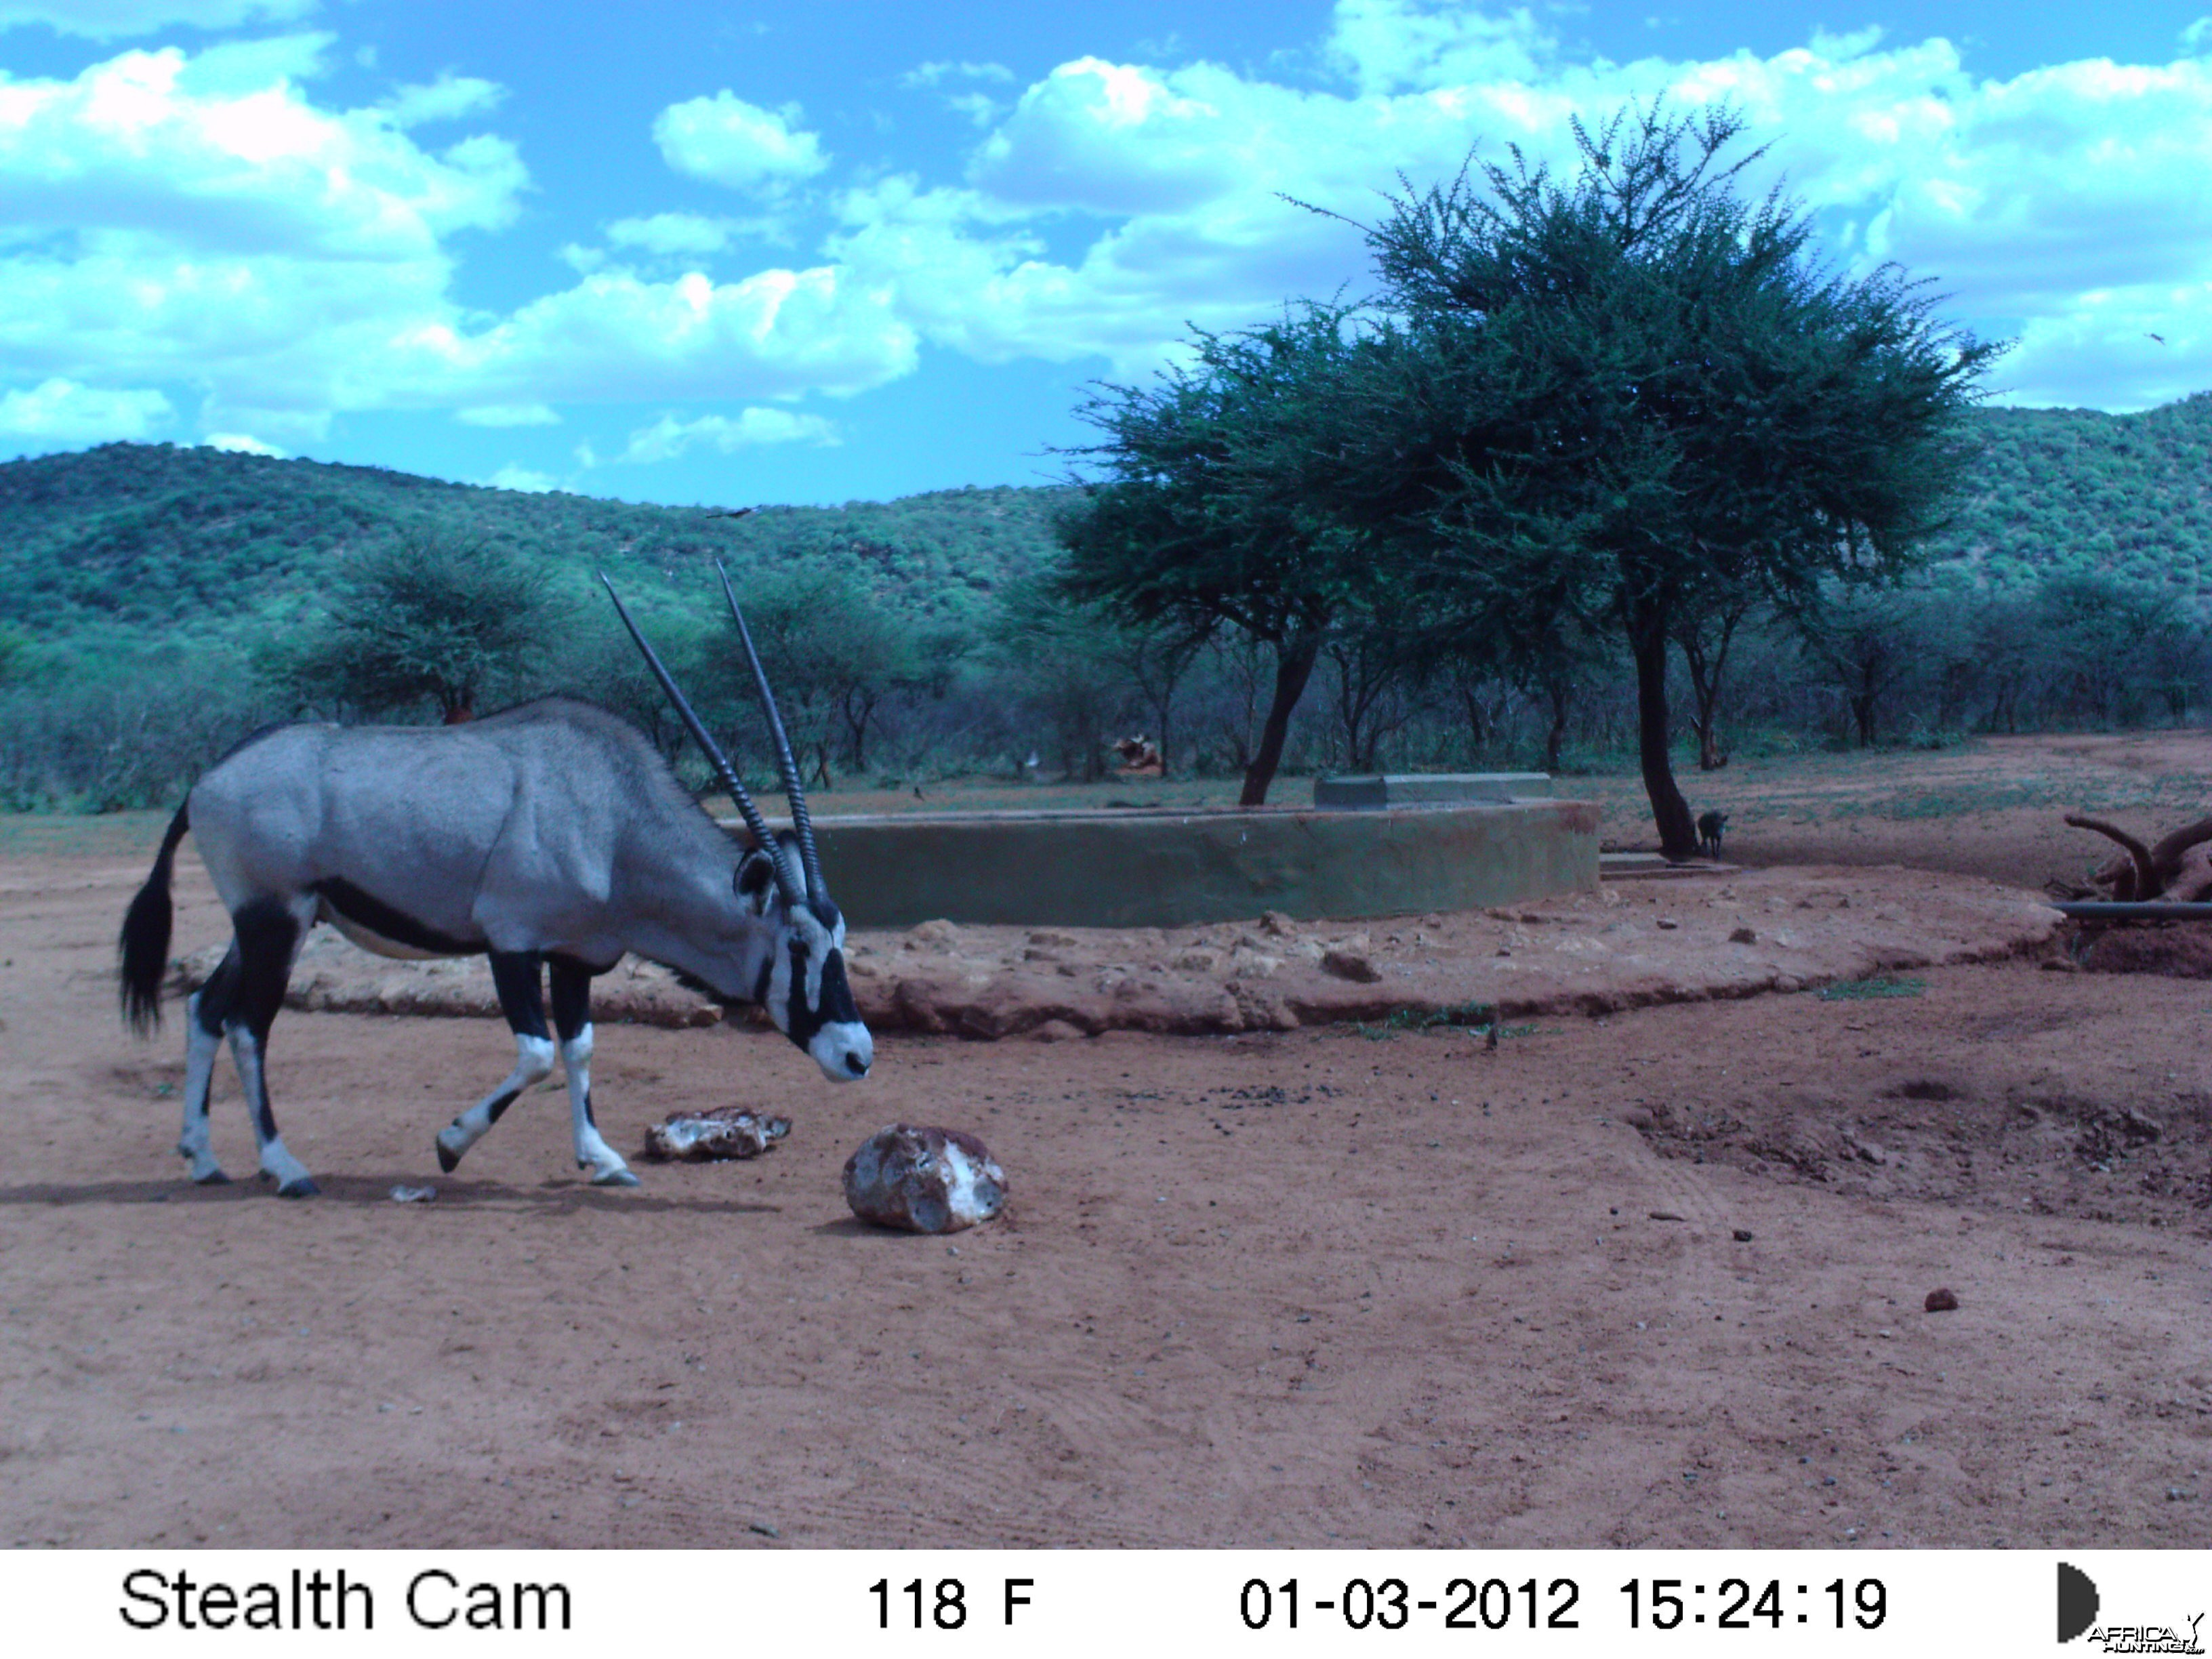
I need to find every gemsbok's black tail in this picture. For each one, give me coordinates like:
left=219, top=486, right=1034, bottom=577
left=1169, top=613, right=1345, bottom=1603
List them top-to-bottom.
left=119, top=802, right=190, bottom=1036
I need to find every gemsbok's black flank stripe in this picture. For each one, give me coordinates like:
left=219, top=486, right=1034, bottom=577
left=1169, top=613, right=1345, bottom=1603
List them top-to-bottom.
left=313, top=877, right=481, bottom=956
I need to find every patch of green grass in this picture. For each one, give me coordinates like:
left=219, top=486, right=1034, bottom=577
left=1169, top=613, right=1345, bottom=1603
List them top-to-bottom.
left=0, top=811, right=171, bottom=858
left=1816, top=975, right=1928, bottom=1001
left=1338, top=998, right=1498, bottom=1040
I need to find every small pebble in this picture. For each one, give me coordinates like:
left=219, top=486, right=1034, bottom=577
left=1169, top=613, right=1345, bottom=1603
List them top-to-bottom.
left=390, top=1185, right=435, bottom=1204
left=1650, top=1210, right=1685, bottom=1222
left=1732, top=1227, right=1754, bottom=1242
left=1924, top=1287, right=1960, bottom=1312
left=748, top=1521, right=779, bottom=1538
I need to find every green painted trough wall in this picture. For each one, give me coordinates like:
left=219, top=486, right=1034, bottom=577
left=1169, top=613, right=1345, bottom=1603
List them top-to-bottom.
left=762, top=800, right=1601, bottom=929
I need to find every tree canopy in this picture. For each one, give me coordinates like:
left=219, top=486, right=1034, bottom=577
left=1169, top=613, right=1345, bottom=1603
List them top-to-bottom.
left=1360, top=102, right=2003, bottom=853
left=1054, top=304, right=1395, bottom=804
left=268, top=535, right=554, bottom=722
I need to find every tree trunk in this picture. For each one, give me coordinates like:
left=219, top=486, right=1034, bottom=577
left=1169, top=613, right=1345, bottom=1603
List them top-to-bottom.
left=1629, top=601, right=1697, bottom=859
left=1675, top=603, right=1741, bottom=772
left=1240, top=633, right=1322, bottom=807
left=1543, top=678, right=1572, bottom=773
left=1460, top=684, right=1486, bottom=751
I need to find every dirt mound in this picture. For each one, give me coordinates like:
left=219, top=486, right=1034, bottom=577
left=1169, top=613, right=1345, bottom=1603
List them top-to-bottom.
left=172, top=866, right=2061, bottom=1039
left=2074, top=924, right=2212, bottom=978
left=1631, top=1061, right=2212, bottom=1229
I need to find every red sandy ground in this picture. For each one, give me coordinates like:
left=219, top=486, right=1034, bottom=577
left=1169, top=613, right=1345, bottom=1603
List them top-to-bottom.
left=3, top=733, right=2209, bottom=1550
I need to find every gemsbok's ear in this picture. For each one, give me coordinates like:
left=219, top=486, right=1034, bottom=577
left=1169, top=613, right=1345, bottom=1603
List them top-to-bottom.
left=735, top=849, right=777, bottom=913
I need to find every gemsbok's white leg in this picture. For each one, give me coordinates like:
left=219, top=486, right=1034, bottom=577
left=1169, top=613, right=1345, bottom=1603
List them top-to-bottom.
left=546, top=955, right=635, bottom=1186
left=176, top=987, right=226, bottom=1184
left=560, top=1022, right=636, bottom=1186
left=228, top=1023, right=316, bottom=1198
left=435, top=1032, right=556, bottom=1172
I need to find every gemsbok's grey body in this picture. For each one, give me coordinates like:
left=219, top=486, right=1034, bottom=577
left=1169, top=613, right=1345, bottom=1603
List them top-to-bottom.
left=119, top=572, right=869, bottom=1196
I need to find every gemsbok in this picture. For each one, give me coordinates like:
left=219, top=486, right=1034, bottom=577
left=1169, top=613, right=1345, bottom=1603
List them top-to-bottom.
left=117, top=566, right=870, bottom=1195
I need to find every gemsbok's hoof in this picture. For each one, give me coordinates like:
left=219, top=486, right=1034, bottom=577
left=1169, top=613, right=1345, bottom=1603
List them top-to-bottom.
left=434, top=1136, right=463, bottom=1174
left=589, top=1166, right=641, bottom=1188
left=194, top=1168, right=230, bottom=1185
left=276, top=1175, right=321, bottom=1199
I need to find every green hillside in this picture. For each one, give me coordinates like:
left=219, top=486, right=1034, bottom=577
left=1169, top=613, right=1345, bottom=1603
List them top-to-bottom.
left=4, top=388, right=2212, bottom=662
left=1929, top=392, right=2212, bottom=602
left=0, top=441, right=1073, bottom=659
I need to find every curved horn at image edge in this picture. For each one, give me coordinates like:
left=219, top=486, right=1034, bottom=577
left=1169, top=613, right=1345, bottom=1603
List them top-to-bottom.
left=716, top=561, right=826, bottom=904
left=599, top=573, right=803, bottom=908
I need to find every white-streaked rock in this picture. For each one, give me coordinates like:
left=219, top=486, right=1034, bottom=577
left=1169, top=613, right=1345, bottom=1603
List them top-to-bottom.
left=643, top=1107, right=790, bottom=1162
left=843, top=1124, right=1006, bottom=1233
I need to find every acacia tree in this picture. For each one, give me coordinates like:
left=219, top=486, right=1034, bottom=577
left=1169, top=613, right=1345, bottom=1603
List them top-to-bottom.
left=1365, top=104, right=2001, bottom=856
left=1055, top=305, right=1389, bottom=805
left=272, top=533, right=552, bottom=721
left=724, top=565, right=927, bottom=786
left=1672, top=592, right=1755, bottom=771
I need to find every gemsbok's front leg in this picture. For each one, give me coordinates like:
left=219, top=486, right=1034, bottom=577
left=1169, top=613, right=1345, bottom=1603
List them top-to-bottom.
left=435, top=951, right=556, bottom=1174
left=550, top=956, right=636, bottom=1186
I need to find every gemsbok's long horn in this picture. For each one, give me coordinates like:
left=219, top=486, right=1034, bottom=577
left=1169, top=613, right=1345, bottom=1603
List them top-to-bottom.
left=715, top=561, right=826, bottom=905
left=600, top=574, right=804, bottom=911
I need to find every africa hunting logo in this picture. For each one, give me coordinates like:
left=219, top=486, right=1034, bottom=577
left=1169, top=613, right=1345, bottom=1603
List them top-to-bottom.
left=2060, top=1563, right=2206, bottom=1653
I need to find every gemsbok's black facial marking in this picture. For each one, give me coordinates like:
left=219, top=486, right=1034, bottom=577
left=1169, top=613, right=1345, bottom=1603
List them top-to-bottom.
left=735, top=852, right=775, bottom=907
left=783, top=938, right=825, bottom=1050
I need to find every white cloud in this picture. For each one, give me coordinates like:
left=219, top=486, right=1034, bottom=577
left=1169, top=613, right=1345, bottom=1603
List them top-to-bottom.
left=0, top=0, right=316, bottom=39
left=1324, top=0, right=1555, bottom=94
left=821, top=5, right=2212, bottom=406
left=12, top=12, right=2212, bottom=449
left=0, top=42, right=914, bottom=437
left=0, top=45, right=526, bottom=259
left=971, top=57, right=1242, bottom=216
left=903, top=61, right=1015, bottom=88
left=380, top=74, right=505, bottom=129
left=653, top=92, right=827, bottom=194
left=947, top=93, right=1006, bottom=129
left=605, top=212, right=732, bottom=255
left=403, top=267, right=915, bottom=407
left=0, top=377, right=171, bottom=439
left=195, top=400, right=328, bottom=444
left=456, top=403, right=558, bottom=427
left=605, top=407, right=840, bottom=466
left=203, top=430, right=284, bottom=455
left=485, top=464, right=558, bottom=493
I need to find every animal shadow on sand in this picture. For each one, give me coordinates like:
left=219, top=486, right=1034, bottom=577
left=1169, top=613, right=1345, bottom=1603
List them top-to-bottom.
left=0, top=1173, right=780, bottom=1216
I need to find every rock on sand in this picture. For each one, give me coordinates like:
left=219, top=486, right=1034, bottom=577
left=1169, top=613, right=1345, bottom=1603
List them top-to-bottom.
left=844, top=1125, right=1007, bottom=1233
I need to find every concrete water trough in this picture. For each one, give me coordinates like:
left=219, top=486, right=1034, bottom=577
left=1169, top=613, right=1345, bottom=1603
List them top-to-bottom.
left=750, top=783, right=1600, bottom=930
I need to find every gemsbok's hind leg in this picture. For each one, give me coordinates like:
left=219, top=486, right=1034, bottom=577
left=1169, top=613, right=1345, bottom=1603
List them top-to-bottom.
left=224, top=895, right=319, bottom=1198
left=176, top=950, right=239, bottom=1184
left=434, top=952, right=556, bottom=1174
left=550, top=956, right=636, bottom=1187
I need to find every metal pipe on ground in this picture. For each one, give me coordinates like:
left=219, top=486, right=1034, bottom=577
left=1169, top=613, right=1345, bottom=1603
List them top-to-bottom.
left=2052, top=901, right=2212, bottom=920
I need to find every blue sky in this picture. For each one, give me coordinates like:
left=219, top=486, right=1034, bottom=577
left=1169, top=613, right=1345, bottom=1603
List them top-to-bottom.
left=3, top=1, right=2211, bottom=507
